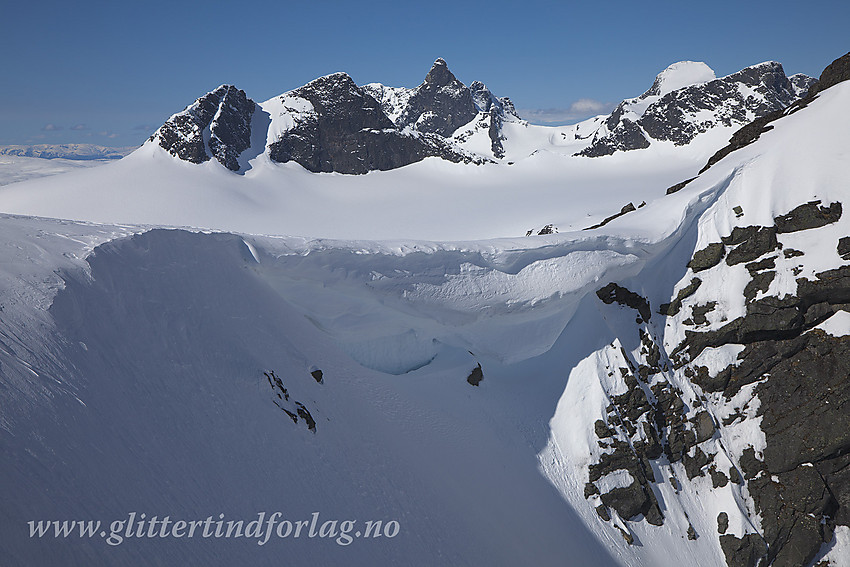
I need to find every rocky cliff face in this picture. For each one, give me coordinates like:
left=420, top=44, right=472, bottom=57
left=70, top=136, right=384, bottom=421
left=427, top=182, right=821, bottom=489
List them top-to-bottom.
left=583, top=53, right=850, bottom=567
left=579, top=62, right=815, bottom=157
left=265, top=72, right=480, bottom=174
left=152, top=85, right=255, bottom=171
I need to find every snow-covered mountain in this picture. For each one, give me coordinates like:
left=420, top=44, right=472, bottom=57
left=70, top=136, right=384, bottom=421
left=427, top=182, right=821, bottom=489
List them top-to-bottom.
left=0, top=52, right=848, bottom=567
left=148, top=57, right=813, bottom=173
left=0, top=58, right=814, bottom=241
left=577, top=60, right=815, bottom=156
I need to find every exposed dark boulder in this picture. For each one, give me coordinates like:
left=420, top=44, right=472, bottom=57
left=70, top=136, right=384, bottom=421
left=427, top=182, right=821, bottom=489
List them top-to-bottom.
left=774, top=200, right=842, bottom=233
left=722, top=226, right=778, bottom=266
left=838, top=237, right=850, bottom=260
left=689, top=243, right=725, bottom=272
left=745, top=257, right=776, bottom=274
left=743, top=271, right=775, bottom=302
left=596, top=283, right=652, bottom=322
left=686, top=302, right=716, bottom=326
left=466, top=363, right=483, bottom=386
left=295, top=402, right=317, bottom=432
left=693, top=411, right=715, bottom=443
left=683, top=446, right=710, bottom=479
left=709, top=466, right=728, bottom=488
left=599, top=479, right=657, bottom=522
left=595, top=504, right=611, bottom=522
left=717, top=512, right=729, bottom=534
left=719, top=534, right=768, bottom=567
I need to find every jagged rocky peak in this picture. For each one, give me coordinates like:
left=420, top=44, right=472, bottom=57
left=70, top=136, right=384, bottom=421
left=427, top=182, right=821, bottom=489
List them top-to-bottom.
left=425, top=57, right=454, bottom=85
left=395, top=58, right=479, bottom=136
left=578, top=60, right=814, bottom=157
left=265, top=71, right=477, bottom=174
left=285, top=72, right=389, bottom=122
left=789, top=73, right=818, bottom=97
left=469, top=80, right=519, bottom=119
left=152, top=84, right=255, bottom=171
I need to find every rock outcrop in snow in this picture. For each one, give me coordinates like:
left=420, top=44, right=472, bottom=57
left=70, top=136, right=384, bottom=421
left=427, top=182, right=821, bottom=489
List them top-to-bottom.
left=577, top=52, right=850, bottom=567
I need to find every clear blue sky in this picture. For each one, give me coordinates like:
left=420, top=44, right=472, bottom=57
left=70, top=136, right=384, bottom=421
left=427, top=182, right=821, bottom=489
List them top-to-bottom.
left=2, top=0, right=847, bottom=147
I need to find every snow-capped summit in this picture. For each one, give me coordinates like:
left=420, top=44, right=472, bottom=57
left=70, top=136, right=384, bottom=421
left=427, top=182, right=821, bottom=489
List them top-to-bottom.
left=578, top=61, right=815, bottom=157
left=644, top=61, right=717, bottom=98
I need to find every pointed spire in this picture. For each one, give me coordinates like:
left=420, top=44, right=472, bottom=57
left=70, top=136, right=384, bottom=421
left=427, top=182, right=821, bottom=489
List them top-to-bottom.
left=425, top=58, right=456, bottom=87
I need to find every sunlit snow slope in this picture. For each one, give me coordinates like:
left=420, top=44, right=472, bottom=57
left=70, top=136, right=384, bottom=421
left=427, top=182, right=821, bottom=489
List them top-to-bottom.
left=1, top=60, right=849, bottom=567
left=0, top=135, right=717, bottom=241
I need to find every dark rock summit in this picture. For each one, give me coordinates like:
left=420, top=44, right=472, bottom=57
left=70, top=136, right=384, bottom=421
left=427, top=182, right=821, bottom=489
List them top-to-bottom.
left=395, top=59, right=479, bottom=137
left=266, top=72, right=474, bottom=174
left=153, top=85, right=255, bottom=171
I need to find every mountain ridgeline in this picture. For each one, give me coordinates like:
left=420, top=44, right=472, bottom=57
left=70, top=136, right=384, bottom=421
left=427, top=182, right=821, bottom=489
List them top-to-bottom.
left=151, top=58, right=814, bottom=174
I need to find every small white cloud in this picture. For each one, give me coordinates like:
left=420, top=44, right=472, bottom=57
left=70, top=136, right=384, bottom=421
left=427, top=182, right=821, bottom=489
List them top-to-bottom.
left=520, top=98, right=613, bottom=125
left=568, top=98, right=609, bottom=114
left=41, top=123, right=63, bottom=131
left=70, top=123, right=89, bottom=131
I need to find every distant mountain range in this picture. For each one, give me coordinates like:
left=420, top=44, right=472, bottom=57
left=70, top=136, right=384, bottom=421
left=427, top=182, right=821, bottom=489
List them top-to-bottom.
left=150, top=58, right=815, bottom=174
left=0, top=144, right=137, bottom=161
